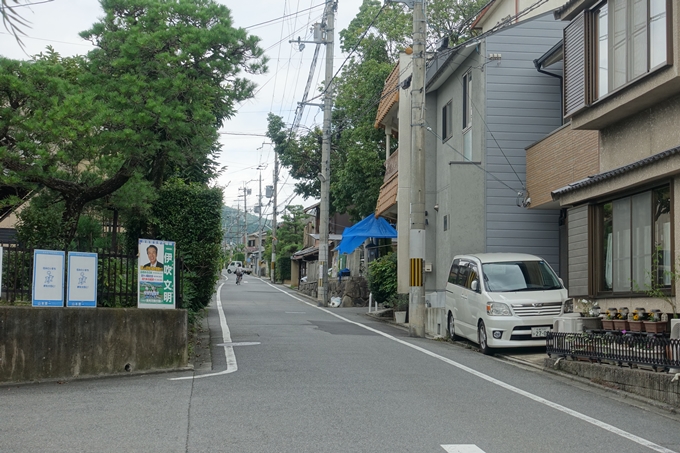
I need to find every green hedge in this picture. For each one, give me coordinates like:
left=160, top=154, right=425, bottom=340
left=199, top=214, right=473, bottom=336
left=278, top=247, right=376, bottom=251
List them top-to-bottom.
left=152, top=179, right=223, bottom=312
left=276, top=255, right=291, bottom=282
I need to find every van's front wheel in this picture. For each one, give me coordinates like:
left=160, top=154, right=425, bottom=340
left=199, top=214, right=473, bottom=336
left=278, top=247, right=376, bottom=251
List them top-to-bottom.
left=478, top=320, right=494, bottom=355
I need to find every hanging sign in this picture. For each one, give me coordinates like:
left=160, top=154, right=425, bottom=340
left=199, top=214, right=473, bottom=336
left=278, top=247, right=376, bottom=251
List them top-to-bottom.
left=32, top=249, right=65, bottom=307
left=67, top=252, right=98, bottom=307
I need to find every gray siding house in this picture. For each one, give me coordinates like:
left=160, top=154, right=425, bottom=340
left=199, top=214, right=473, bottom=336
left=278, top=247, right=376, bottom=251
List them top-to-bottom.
left=422, top=12, right=567, bottom=314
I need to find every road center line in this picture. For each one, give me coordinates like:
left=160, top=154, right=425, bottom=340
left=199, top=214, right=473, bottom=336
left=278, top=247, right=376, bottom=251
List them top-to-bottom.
left=265, top=281, right=677, bottom=453
left=170, top=282, right=238, bottom=381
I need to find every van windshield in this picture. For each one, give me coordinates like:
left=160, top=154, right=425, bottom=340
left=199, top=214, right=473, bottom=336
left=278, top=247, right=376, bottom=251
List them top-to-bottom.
left=481, top=261, right=562, bottom=292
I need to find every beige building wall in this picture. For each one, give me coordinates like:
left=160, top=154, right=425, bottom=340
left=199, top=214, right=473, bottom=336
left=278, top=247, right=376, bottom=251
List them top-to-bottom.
left=474, top=0, right=562, bottom=33
left=600, top=94, right=680, bottom=170
left=526, top=125, right=599, bottom=207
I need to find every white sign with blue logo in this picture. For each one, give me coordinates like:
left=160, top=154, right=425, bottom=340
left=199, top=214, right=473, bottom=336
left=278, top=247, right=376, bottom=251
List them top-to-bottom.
left=32, top=249, right=65, bottom=307
left=67, top=252, right=98, bottom=308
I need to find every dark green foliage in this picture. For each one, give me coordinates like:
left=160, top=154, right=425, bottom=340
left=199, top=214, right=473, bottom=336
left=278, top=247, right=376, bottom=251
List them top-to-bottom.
left=0, top=0, right=266, bottom=249
left=151, top=179, right=223, bottom=312
left=233, top=252, right=245, bottom=262
left=367, top=252, right=397, bottom=305
left=276, top=255, right=291, bottom=282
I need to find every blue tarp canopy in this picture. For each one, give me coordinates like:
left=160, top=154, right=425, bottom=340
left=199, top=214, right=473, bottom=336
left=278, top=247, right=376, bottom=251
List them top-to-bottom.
left=336, top=215, right=397, bottom=255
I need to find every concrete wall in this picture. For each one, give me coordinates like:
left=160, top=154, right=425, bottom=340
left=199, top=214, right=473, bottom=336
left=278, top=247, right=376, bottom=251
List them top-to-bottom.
left=0, top=307, right=188, bottom=383
left=545, top=357, right=680, bottom=407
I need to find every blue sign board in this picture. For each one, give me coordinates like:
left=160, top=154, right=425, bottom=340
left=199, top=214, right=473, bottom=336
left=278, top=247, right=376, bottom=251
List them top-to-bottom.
left=32, top=249, right=65, bottom=307
left=67, top=252, right=98, bottom=308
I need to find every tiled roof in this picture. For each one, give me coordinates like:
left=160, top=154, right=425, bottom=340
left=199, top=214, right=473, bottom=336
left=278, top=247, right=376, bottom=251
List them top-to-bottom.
left=374, top=63, right=400, bottom=129
left=552, top=146, right=680, bottom=198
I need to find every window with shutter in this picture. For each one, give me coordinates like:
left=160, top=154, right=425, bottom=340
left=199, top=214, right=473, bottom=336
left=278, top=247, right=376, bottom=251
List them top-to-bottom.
left=563, top=0, right=670, bottom=114
left=563, top=11, right=590, bottom=117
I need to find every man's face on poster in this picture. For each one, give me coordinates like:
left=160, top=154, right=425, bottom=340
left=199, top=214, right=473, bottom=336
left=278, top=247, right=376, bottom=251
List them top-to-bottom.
left=147, top=246, right=157, bottom=264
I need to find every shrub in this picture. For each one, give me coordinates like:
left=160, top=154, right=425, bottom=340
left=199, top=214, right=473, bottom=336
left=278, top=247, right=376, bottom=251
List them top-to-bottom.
left=367, top=252, right=397, bottom=306
left=276, top=255, right=291, bottom=282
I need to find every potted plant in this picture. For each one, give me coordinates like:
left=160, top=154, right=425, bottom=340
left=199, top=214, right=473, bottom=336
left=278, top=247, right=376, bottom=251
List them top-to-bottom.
left=633, top=245, right=679, bottom=328
left=392, top=295, right=408, bottom=324
left=576, top=299, right=602, bottom=331
left=612, top=307, right=629, bottom=331
left=628, top=308, right=646, bottom=332
left=643, top=309, right=668, bottom=334
left=602, top=310, right=615, bottom=330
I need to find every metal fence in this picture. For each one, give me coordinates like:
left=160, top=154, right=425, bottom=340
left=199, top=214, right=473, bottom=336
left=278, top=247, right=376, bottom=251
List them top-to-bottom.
left=1, top=246, right=183, bottom=308
left=547, top=331, right=680, bottom=372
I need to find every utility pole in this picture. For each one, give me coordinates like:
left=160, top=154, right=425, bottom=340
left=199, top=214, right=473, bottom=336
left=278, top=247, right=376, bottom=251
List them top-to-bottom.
left=317, top=0, right=335, bottom=308
left=409, top=0, right=426, bottom=337
left=271, top=152, right=278, bottom=282
left=257, top=170, right=263, bottom=277
left=243, top=184, right=248, bottom=248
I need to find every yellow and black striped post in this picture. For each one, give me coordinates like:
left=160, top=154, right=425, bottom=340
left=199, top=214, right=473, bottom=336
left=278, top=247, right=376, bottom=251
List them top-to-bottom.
left=410, top=258, right=423, bottom=287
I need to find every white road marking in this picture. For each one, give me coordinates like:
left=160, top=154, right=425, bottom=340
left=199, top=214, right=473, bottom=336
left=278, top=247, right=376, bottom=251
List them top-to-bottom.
left=264, top=281, right=678, bottom=453
left=170, top=282, right=238, bottom=380
left=441, top=445, right=486, bottom=453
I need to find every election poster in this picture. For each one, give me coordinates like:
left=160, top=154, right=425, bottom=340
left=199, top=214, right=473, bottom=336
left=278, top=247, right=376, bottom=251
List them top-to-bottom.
left=138, top=239, right=176, bottom=309
left=32, top=249, right=65, bottom=307
left=67, top=252, right=98, bottom=307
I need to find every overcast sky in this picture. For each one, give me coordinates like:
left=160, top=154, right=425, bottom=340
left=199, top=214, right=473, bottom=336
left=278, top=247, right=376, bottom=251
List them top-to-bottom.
left=0, top=0, right=366, bottom=221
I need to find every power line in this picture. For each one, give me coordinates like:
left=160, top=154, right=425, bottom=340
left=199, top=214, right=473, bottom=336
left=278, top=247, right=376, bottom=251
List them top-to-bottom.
left=244, top=2, right=324, bottom=30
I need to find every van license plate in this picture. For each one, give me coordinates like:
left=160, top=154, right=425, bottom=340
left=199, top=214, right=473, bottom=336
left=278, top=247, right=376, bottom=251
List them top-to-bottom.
left=531, top=327, right=550, bottom=338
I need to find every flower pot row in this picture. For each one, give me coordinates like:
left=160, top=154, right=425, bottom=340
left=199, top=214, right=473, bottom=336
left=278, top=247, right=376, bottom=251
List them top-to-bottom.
left=602, top=319, right=667, bottom=333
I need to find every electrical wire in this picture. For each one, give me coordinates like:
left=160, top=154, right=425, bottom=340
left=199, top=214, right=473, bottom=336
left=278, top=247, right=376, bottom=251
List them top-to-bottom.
left=245, top=2, right=325, bottom=30
left=305, top=2, right=387, bottom=104
left=424, top=123, right=523, bottom=194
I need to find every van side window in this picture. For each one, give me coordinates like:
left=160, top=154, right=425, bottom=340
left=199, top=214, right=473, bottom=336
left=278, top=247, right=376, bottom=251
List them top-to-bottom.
left=448, top=259, right=460, bottom=284
left=457, top=262, right=470, bottom=287
left=466, top=265, right=479, bottom=291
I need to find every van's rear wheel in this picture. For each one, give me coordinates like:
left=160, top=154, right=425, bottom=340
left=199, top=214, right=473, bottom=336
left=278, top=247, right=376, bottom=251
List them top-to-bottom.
left=447, top=313, right=459, bottom=341
left=478, top=320, right=493, bottom=355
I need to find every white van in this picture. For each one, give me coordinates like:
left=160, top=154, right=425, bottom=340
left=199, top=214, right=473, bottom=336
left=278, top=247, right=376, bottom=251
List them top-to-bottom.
left=445, top=253, right=568, bottom=354
left=226, top=261, right=243, bottom=274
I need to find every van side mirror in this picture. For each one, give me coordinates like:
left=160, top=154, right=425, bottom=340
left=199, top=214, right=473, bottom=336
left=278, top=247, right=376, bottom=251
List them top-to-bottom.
left=471, top=280, right=479, bottom=292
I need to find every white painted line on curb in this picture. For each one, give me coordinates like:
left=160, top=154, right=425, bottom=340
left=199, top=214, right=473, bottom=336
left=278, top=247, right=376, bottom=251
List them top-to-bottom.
left=264, top=281, right=677, bottom=453
left=170, top=282, right=238, bottom=381
left=441, top=445, right=486, bottom=453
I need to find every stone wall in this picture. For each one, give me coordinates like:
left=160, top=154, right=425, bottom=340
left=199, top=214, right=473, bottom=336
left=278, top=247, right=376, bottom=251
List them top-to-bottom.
left=298, top=277, right=369, bottom=306
left=0, top=307, right=188, bottom=383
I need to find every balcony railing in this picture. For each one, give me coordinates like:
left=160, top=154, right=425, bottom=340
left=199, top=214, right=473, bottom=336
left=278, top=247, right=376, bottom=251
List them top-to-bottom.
left=546, top=331, right=680, bottom=372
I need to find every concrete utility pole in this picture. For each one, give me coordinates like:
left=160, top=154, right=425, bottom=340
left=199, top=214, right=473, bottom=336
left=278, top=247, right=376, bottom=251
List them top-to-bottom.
left=318, top=0, right=336, bottom=308
left=409, top=0, right=426, bottom=337
left=271, top=151, right=278, bottom=282
left=257, top=171, right=263, bottom=277
left=243, top=184, right=248, bottom=248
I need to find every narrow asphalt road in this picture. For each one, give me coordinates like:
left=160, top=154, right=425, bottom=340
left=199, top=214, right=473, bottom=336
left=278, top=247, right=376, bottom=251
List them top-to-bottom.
left=2, top=273, right=679, bottom=453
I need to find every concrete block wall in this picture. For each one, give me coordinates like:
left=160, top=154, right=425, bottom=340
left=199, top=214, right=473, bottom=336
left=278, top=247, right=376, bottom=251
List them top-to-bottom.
left=0, top=307, right=188, bottom=383
left=545, top=357, right=680, bottom=407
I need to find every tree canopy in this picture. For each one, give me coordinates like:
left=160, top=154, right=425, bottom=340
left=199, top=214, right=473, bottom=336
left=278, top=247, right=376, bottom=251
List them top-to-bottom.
left=0, top=0, right=267, bottom=248
left=265, top=0, right=487, bottom=221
